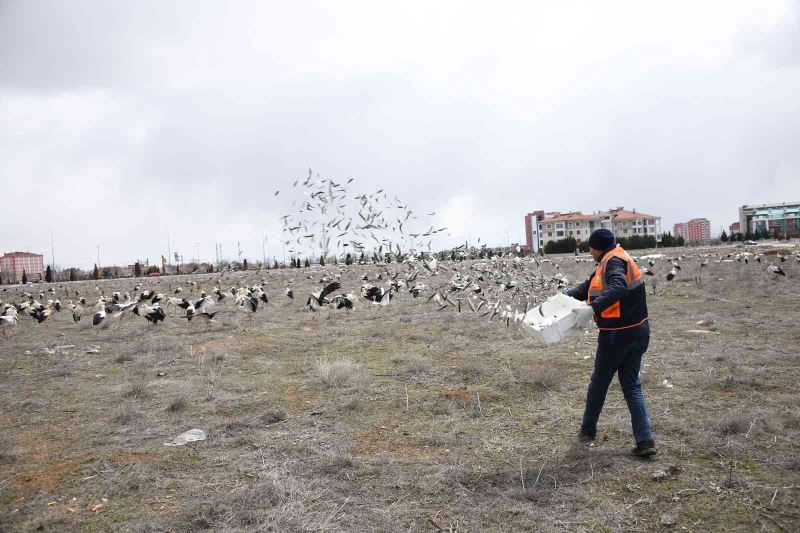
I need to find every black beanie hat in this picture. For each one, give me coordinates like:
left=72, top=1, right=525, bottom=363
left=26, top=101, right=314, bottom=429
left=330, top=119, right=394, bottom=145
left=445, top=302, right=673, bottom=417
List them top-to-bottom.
left=588, top=228, right=615, bottom=251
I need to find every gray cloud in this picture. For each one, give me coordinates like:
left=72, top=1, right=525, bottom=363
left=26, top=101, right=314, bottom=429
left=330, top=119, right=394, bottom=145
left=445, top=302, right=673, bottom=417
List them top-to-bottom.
left=1, top=0, right=799, bottom=269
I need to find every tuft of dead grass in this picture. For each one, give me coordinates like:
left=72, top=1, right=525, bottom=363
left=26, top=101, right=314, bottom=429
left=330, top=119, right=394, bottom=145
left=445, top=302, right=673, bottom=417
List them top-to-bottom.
left=115, top=352, right=135, bottom=363
left=314, top=357, right=363, bottom=388
left=125, top=374, right=149, bottom=398
left=166, top=394, right=188, bottom=412
left=714, top=410, right=753, bottom=436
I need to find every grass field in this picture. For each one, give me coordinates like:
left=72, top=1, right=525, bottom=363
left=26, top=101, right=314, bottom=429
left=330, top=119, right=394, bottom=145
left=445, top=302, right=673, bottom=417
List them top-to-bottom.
left=1, top=245, right=798, bottom=531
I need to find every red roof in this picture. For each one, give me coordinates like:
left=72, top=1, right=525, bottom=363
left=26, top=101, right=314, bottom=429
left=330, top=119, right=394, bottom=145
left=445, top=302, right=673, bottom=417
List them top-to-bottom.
left=606, top=209, right=658, bottom=220
left=541, top=212, right=597, bottom=223
left=2, top=252, right=43, bottom=257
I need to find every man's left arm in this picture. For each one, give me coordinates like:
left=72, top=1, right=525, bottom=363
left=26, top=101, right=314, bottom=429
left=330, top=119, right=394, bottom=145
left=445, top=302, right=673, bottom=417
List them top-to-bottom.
left=588, top=258, right=628, bottom=313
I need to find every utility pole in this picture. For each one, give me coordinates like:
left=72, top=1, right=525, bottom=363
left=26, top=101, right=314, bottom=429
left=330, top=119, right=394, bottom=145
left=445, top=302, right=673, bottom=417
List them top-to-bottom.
left=164, top=226, right=171, bottom=266
left=49, top=229, right=56, bottom=280
left=262, top=234, right=268, bottom=267
left=194, top=241, right=200, bottom=267
left=237, top=241, right=242, bottom=264
left=215, top=242, right=219, bottom=269
left=96, top=244, right=100, bottom=266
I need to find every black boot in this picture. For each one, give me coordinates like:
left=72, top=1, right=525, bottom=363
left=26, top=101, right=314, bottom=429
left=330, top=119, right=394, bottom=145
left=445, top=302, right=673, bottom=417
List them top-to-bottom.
left=578, top=429, right=596, bottom=442
left=631, top=439, right=657, bottom=458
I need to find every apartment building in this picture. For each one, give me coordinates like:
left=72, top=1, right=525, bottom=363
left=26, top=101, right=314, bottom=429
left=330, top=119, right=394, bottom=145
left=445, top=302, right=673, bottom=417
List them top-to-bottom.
left=524, top=207, right=661, bottom=252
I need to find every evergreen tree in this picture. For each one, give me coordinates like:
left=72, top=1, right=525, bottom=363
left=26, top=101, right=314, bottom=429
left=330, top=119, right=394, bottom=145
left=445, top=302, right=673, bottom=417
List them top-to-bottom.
left=720, top=230, right=728, bottom=242
left=544, top=236, right=577, bottom=254
left=345, top=253, right=353, bottom=265
left=320, top=255, right=326, bottom=266
left=304, top=257, right=310, bottom=268
left=242, top=258, right=249, bottom=271
left=273, top=259, right=279, bottom=269
left=134, top=262, right=142, bottom=277
left=92, top=264, right=99, bottom=280
left=176, top=264, right=181, bottom=275
left=207, top=264, right=214, bottom=273
left=45, top=265, right=52, bottom=282
left=69, top=268, right=77, bottom=282
left=21, top=269, right=28, bottom=284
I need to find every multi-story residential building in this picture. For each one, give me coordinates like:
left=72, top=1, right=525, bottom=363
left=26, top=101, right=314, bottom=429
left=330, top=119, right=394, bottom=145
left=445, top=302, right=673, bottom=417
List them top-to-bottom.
left=739, top=201, right=800, bottom=237
left=524, top=207, right=661, bottom=252
left=673, top=218, right=711, bottom=244
left=729, top=222, right=740, bottom=235
left=0, top=252, right=45, bottom=283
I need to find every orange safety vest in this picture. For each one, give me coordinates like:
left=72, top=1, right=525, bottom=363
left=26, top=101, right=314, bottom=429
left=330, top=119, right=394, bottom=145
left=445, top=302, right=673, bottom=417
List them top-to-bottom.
left=587, top=245, right=648, bottom=331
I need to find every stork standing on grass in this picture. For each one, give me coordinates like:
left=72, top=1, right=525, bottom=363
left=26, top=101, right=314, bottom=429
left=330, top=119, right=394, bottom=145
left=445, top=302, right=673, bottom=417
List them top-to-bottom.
left=768, top=262, right=786, bottom=277
left=1, top=306, right=18, bottom=338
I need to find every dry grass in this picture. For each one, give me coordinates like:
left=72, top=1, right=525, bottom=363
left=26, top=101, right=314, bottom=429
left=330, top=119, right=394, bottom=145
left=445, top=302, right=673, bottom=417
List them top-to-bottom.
left=1, top=244, right=799, bottom=532
left=314, top=356, right=363, bottom=388
left=166, top=394, right=188, bottom=412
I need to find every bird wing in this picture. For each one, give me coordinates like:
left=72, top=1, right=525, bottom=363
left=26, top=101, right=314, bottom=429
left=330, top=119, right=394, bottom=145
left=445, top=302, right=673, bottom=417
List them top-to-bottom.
left=319, top=281, right=341, bottom=300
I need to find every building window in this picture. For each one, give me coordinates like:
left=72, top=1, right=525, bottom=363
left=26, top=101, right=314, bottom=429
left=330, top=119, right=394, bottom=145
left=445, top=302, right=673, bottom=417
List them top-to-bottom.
left=566, top=222, right=573, bottom=228
left=555, top=223, right=564, bottom=229
left=556, top=230, right=564, bottom=237
left=568, top=230, right=573, bottom=236
left=576, top=230, right=580, bottom=235
left=548, top=232, right=553, bottom=237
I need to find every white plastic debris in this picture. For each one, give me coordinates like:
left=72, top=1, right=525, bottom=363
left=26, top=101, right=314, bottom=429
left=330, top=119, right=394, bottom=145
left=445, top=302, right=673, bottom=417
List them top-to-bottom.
left=523, top=293, right=591, bottom=345
left=164, top=428, right=207, bottom=447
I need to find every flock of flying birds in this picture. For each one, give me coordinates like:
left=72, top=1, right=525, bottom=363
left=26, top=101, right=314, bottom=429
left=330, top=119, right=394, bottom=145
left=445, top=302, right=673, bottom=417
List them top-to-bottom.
left=280, top=167, right=451, bottom=261
left=0, top=170, right=796, bottom=340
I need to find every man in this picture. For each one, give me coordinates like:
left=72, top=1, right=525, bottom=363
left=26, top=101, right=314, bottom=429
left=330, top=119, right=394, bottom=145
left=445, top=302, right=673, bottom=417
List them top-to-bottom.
left=566, top=228, right=657, bottom=458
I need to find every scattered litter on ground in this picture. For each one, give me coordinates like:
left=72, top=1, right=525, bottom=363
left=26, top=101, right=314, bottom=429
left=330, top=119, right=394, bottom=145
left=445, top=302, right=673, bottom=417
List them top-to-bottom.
left=164, top=428, right=207, bottom=446
left=652, top=464, right=679, bottom=482
left=660, top=514, right=677, bottom=528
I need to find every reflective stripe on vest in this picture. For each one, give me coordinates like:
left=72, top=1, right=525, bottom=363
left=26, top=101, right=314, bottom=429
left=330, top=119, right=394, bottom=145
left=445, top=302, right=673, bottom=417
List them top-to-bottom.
left=586, top=246, right=645, bottom=323
left=587, top=246, right=643, bottom=299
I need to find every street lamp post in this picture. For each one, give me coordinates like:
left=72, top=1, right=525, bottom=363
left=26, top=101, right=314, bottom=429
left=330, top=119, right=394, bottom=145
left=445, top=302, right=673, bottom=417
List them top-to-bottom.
left=164, top=226, right=171, bottom=266
left=49, top=229, right=56, bottom=281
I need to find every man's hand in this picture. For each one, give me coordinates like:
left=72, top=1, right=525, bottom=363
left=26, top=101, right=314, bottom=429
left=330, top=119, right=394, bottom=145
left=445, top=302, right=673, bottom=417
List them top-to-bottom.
left=571, top=304, right=595, bottom=329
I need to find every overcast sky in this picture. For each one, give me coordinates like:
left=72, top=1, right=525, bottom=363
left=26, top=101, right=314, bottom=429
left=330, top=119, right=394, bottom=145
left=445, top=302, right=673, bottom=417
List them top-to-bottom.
left=1, top=0, right=799, bottom=269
